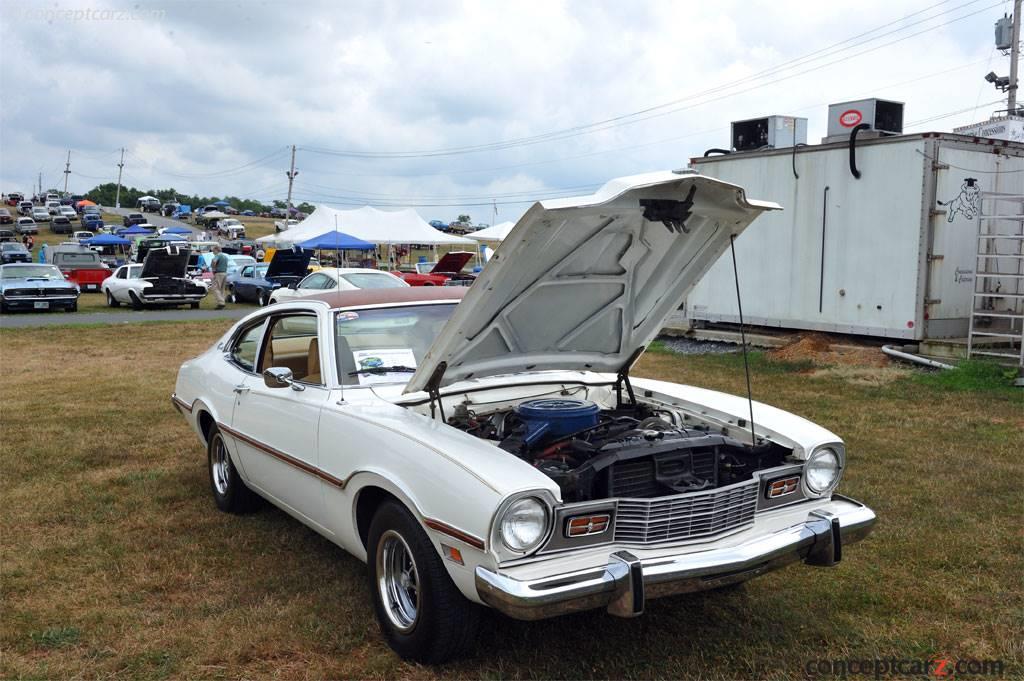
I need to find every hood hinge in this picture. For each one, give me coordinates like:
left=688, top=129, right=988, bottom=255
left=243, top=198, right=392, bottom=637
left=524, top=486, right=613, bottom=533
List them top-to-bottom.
left=614, top=347, right=645, bottom=409
left=425, top=360, right=448, bottom=422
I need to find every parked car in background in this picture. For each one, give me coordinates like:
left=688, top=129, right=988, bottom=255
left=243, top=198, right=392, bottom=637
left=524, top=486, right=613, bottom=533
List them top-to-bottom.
left=171, top=172, right=876, bottom=664
left=5, top=192, right=24, bottom=206
left=138, top=197, right=161, bottom=213
left=19, top=200, right=35, bottom=216
left=46, top=200, right=61, bottom=215
left=161, top=202, right=180, bottom=217
left=174, top=204, right=193, bottom=220
left=58, top=206, right=78, bottom=221
left=224, top=206, right=239, bottom=215
left=270, top=206, right=288, bottom=218
left=30, top=207, right=49, bottom=222
left=0, top=208, right=12, bottom=225
left=241, top=209, right=255, bottom=217
left=81, top=213, right=104, bottom=231
left=122, top=213, right=147, bottom=227
left=50, top=215, right=73, bottom=234
left=16, top=217, right=37, bottom=235
left=274, top=218, right=299, bottom=232
left=428, top=220, right=448, bottom=231
left=0, top=230, right=16, bottom=243
left=72, top=231, right=95, bottom=243
left=1, top=242, right=32, bottom=263
left=47, top=244, right=111, bottom=291
left=102, top=247, right=208, bottom=309
left=226, top=248, right=312, bottom=306
left=399, top=252, right=476, bottom=287
left=196, top=253, right=257, bottom=277
left=0, top=263, right=79, bottom=313
left=268, top=267, right=408, bottom=304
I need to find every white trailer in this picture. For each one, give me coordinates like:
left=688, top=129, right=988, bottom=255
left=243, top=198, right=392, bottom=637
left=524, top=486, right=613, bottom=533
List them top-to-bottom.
left=686, top=132, right=1024, bottom=340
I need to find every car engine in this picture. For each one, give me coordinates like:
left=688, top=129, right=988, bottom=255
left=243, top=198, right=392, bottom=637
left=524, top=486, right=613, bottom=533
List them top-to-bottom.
left=448, top=398, right=789, bottom=501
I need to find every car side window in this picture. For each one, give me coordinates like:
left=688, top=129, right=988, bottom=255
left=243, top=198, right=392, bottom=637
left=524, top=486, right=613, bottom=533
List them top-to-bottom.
left=241, top=266, right=253, bottom=278
left=116, top=268, right=127, bottom=279
left=258, top=314, right=323, bottom=385
left=230, top=321, right=266, bottom=373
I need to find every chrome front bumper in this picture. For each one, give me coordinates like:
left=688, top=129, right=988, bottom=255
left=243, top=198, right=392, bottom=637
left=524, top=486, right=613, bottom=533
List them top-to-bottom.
left=475, top=495, right=876, bottom=620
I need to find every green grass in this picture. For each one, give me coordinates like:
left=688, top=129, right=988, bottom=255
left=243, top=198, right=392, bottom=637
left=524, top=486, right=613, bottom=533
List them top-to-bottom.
left=0, top=322, right=1020, bottom=679
left=914, top=359, right=1021, bottom=394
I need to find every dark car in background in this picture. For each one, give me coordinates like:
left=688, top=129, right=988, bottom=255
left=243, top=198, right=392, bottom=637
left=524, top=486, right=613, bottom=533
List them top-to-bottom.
left=0, top=208, right=13, bottom=225
left=122, top=213, right=147, bottom=227
left=81, top=214, right=104, bottom=231
left=50, top=215, right=73, bottom=234
left=0, top=229, right=16, bottom=243
left=1, top=243, right=32, bottom=263
left=226, top=247, right=311, bottom=306
left=0, top=263, right=79, bottom=313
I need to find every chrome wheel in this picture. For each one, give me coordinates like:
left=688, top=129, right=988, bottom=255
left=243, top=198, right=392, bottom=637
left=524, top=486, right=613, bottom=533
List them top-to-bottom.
left=210, top=434, right=231, bottom=495
left=376, top=530, right=420, bottom=632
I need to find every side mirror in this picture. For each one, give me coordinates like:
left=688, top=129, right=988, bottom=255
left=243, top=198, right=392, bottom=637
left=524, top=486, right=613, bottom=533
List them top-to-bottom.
left=288, top=282, right=298, bottom=289
left=263, top=366, right=304, bottom=391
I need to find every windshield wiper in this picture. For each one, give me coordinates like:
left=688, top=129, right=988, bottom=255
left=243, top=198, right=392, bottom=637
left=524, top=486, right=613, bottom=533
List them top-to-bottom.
left=348, top=365, right=417, bottom=376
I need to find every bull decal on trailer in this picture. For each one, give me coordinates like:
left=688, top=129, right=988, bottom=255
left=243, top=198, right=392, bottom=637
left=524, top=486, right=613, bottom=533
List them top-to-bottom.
left=937, top=177, right=980, bottom=223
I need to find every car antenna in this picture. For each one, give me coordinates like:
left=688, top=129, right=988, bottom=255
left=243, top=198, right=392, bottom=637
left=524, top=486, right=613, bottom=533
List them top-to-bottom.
left=334, top=214, right=342, bottom=291
left=729, top=234, right=757, bottom=448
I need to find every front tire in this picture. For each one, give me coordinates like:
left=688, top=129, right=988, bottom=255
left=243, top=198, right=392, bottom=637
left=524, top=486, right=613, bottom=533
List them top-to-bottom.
left=228, top=287, right=238, bottom=304
left=128, top=291, right=144, bottom=310
left=257, top=291, right=268, bottom=307
left=207, top=426, right=258, bottom=513
left=367, top=501, right=480, bottom=664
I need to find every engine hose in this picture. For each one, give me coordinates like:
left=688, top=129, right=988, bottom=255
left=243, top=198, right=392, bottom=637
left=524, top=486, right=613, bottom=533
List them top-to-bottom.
left=849, top=123, right=870, bottom=179
left=703, top=148, right=732, bottom=157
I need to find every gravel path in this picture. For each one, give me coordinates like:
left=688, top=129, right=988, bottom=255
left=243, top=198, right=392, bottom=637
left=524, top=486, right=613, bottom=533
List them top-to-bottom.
left=656, top=336, right=743, bottom=355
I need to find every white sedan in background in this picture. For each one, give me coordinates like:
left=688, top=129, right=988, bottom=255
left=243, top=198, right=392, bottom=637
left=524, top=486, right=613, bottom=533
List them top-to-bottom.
left=268, top=267, right=408, bottom=304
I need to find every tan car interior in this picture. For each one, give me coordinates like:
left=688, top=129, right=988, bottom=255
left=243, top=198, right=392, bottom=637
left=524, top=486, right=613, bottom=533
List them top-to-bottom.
left=257, top=315, right=322, bottom=385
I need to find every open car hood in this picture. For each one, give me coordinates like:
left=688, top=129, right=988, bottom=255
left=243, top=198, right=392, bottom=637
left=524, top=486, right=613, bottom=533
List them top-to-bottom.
left=404, top=171, right=780, bottom=394
left=141, top=246, right=189, bottom=278
left=265, top=247, right=311, bottom=279
left=431, top=251, right=474, bottom=274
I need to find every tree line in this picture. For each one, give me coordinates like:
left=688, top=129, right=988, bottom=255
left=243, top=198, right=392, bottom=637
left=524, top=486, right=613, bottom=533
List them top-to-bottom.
left=81, top=183, right=314, bottom=213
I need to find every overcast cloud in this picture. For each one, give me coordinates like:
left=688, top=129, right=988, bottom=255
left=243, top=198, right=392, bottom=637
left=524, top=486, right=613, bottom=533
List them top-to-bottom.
left=0, top=0, right=1012, bottom=221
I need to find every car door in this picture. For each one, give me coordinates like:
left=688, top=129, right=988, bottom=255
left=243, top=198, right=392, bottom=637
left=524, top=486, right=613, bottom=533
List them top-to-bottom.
left=234, top=265, right=254, bottom=301
left=229, top=311, right=331, bottom=532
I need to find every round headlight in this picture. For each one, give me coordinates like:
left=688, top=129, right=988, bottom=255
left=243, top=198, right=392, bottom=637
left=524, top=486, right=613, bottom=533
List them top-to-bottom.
left=805, top=448, right=841, bottom=494
left=499, top=497, right=548, bottom=553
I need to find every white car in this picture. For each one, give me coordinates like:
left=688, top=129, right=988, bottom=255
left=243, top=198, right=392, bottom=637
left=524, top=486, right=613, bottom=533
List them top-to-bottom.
left=172, top=172, right=876, bottom=664
left=58, top=205, right=78, bottom=221
left=31, top=207, right=50, bottom=222
left=16, top=217, right=37, bottom=235
left=72, top=231, right=93, bottom=243
left=103, top=247, right=208, bottom=309
left=268, top=267, right=408, bottom=304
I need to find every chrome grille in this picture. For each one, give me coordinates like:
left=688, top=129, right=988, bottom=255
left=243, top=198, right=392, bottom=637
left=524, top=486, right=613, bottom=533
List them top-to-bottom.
left=614, top=479, right=759, bottom=544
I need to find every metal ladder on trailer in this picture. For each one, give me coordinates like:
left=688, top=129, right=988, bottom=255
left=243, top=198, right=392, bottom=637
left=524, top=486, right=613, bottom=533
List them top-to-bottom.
left=968, top=192, right=1024, bottom=382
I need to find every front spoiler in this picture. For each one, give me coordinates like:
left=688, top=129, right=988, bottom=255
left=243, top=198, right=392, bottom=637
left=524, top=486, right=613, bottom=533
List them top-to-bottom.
left=475, top=495, right=876, bottom=620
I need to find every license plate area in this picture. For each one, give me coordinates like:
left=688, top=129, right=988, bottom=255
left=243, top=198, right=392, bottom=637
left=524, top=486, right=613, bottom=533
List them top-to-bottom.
left=34, top=301, right=49, bottom=309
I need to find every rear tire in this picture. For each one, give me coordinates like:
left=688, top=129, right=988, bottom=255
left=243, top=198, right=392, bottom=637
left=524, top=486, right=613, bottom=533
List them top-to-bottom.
left=106, top=291, right=120, bottom=308
left=207, top=426, right=258, bottom=513
left=367, top=501, right=480, bottom=664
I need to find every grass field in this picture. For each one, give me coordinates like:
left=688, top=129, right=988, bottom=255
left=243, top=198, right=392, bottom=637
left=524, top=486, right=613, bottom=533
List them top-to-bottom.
left=0, top=323, right=1020, bottom=679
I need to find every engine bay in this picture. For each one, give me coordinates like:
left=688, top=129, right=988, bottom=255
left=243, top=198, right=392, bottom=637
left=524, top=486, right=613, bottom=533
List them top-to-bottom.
left=446, top=396, right=791, bottom=501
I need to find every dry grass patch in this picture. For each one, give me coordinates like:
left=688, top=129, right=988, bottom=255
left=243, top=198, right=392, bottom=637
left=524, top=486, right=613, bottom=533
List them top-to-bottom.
left=1, top=323, right=1021, bottom=679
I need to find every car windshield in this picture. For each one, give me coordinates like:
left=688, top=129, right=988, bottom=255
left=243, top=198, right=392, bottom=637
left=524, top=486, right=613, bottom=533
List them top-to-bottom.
left=2, top=243, right=23, bottom=251
left=56, top=252, right=100, bottom=264
left=255, top=264, right=269, bottom=277
left=2, top=265, right=62, bottom=279
left=340, top=273, right=406, bottom=289
left=335, top=303, right=456, bottom=386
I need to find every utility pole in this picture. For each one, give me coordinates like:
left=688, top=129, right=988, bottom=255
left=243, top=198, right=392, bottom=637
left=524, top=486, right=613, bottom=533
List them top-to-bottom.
left=1010, top=0, right=1022, bottom=114
left=285, top=144, right=298, bottom=219
left=114, top=148, right=125, bottom=208
left=63, top=150, right=72, bottom=195
left=37, top=172, right=41, bottom=200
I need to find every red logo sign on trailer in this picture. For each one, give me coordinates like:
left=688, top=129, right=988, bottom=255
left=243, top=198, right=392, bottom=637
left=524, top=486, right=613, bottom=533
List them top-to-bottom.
left=839, top=109, right=863, bottom=127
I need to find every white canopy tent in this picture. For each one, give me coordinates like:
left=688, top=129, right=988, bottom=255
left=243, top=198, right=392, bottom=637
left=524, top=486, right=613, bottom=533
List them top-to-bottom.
left=256, top=205, right=475, bottom=246
left=466, top=221, right=516, bottom=243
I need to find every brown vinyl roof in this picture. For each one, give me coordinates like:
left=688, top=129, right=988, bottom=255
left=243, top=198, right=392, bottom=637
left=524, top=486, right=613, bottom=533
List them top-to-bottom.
left=300, top=285, right=469, bottom=309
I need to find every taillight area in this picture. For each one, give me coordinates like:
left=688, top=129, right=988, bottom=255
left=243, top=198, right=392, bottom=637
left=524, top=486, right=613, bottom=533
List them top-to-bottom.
left=766, top=475, right=800, bottom=499
left=565, top=514, right=610, bottom=538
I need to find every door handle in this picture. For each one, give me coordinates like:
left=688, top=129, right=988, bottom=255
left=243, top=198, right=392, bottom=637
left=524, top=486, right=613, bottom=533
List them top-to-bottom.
left=233, top=384, right=250, bottom=394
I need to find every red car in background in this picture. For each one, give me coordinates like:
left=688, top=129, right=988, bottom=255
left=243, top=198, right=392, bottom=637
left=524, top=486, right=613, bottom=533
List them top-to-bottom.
left=49, top=245, right=112, bottom=292
left=399, top=251, right=476, bottom=286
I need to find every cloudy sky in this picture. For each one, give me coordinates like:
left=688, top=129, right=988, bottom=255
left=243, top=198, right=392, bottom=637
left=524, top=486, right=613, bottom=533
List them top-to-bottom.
left=0, top=0, right=1015, bottom=222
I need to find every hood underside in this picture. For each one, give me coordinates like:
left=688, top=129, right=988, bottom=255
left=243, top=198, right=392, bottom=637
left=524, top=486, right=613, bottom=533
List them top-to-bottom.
left=405, top=171, right=779, bottom=393
left=141, top=246, right=190, bottom=279
left=266, top=248, right=312, bottom=278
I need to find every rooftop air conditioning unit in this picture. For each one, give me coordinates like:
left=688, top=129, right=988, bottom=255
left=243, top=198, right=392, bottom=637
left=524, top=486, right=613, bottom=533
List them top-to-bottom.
left=825, top=98, right=904, bottom=141
left=731, top=115, right=808, bottom=152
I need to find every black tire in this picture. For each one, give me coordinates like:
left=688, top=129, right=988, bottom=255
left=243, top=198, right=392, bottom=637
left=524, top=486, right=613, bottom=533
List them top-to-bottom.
left=228, top=287, right=237, bottom=304
left=106, top=290, right=120, bottom=308
left=128, top=291, right=144, bottom=310
left=257, top=291, right=267, bottom=307
left=65, top=302, right=77, bottom=313
left=190, top=302, right=200, bottom=309
left=207, top=426, right=259, bottom=513
left=367, top=501, right=480, bottom=664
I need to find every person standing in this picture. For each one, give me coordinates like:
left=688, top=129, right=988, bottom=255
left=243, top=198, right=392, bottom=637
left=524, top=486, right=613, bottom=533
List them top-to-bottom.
left=39, top=242, right=48, bottom=264
left=211, top=244, right=230, bottom=309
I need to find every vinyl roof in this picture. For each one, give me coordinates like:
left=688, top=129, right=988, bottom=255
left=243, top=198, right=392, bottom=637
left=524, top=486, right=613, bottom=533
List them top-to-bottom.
left=300, top=285, right=468, bottom=309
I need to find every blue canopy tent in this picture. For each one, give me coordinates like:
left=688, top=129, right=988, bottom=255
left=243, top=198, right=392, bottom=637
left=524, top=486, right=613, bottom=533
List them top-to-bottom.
left=213, top=200, right=230, bottom=207
left=117, top=225, right=155, bottom=236
left=162, top=226, right=192, bottom=235
left=297, top=230, right=375, bottom=251
left=149, top=233, right=188, bottom=241
left=82, top=234, right=130, bottom=246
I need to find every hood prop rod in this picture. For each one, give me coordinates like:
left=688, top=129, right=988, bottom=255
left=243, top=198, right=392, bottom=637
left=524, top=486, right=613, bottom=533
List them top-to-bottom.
left=729, top=235, right=758, bottom=448
left=614, top=347, right=644, bottom=409
left=425, top=361, right=448, bottom=422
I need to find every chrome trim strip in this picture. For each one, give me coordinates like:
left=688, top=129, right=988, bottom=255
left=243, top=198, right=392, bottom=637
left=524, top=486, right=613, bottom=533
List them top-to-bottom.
left=170, top=394, right=193, bottom=413
left=217, top=422, right=347, bottom=488
left=423, top=518, right=486, bottom=551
